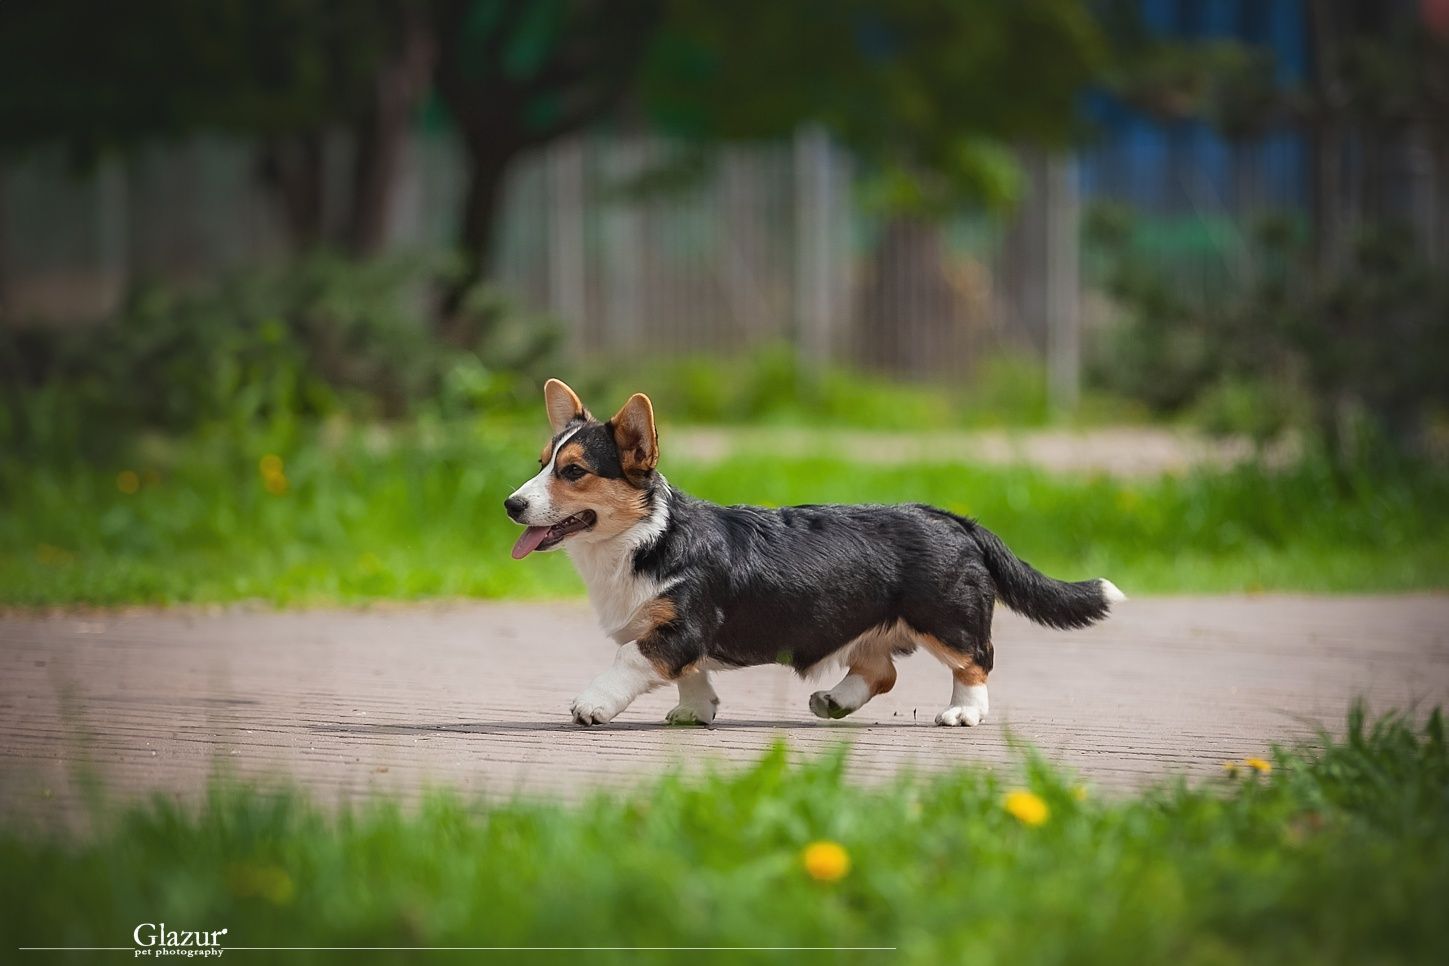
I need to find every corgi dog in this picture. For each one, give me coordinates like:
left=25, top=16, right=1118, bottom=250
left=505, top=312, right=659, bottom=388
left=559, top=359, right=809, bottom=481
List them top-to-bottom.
left=505, top=378, right=1124, bottom=727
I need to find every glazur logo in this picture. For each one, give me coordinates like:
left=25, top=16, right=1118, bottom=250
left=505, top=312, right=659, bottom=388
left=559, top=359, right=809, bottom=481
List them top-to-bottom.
left=131, top=923, right=228, bottom=958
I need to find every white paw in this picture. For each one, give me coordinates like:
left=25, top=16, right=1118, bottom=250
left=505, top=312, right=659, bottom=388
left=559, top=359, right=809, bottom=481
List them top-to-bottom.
left=809, top=690, right=852, bottom=720
left=570, top=691, right=625, bottom=726
left=664, top=698, right=717, bottom=726
left=934, top=705, right=985, bottom=727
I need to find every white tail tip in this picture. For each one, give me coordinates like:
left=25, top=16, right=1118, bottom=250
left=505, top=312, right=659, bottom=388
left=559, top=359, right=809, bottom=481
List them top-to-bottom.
left=1099, top=579, right=1127, bottom=604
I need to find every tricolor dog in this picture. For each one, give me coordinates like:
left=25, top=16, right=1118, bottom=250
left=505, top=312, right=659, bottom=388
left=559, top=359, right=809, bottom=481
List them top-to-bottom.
left=505, top=378, right=1124, bottom=727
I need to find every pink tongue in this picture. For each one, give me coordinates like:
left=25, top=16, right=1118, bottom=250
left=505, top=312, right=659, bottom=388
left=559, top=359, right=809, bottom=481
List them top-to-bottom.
left=511, top=526, right=550, bottom=560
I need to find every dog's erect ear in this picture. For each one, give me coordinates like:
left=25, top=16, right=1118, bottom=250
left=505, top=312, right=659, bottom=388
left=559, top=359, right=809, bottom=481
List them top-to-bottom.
left=544, top=378, right=587, bottom=434
left=610, top=393, right=658, bottom=484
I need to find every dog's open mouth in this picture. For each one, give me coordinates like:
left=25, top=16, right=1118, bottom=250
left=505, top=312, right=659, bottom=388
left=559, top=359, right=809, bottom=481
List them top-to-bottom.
left=511, top=510, right=597, bottom=559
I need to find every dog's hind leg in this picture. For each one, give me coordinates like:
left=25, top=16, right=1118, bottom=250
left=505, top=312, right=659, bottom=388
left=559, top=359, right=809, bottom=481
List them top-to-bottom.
left=808, top=630, right=901, bottom=720
left=916, top=630, right=991, bottom=727
left=808, top=662, right=896, bottom=720
left=937, top=663, right=989, bottom=726
left=665, top=666, right=719, bottom=726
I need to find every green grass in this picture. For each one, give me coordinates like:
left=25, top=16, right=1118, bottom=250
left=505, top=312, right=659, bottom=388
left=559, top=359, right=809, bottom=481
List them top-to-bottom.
left=582, top=347, right=1141, bottom=430
left=2, top=420, right=1446, bottom=606
left=2, top=708, right=1446, bottom=964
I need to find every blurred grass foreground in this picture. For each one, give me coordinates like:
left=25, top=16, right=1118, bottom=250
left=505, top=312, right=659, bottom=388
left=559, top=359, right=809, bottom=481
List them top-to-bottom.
left=2, top=708, right=1446, bottom=963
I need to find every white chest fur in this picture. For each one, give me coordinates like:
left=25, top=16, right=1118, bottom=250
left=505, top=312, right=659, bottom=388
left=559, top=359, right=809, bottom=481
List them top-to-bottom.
left=565, top=494, right=675, bottom=644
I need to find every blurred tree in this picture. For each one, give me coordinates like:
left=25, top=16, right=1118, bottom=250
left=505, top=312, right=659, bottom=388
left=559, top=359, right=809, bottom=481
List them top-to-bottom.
left=0, top=0, right=417, bottom=254
left=1, top=0, right=1103, bottom=351
left=428, top=0, right=661, bottom=334
left=428, top=0, right=1102, bottom=352
left=640, top=0, right=1105, bottom=373
left=644, top=0, right=1102, bottom=205
left=1098, top=0, right=1449, bottom=461
left=1102, top=0, right=1449, bottom=269
left=349, top=3, right=437, bottom=256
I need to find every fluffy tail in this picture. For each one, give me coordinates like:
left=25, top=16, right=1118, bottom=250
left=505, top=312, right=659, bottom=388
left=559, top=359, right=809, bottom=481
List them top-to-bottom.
left=969, top=523, right=1124, bottom=630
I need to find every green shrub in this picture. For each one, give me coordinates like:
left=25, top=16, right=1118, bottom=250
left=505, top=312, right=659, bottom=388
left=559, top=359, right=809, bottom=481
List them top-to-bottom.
left=1085, top=206, right=1449, bottom=453
left=0, top=253, right=561, bottom=462
left=1188, top=374, right=1310, bottom=441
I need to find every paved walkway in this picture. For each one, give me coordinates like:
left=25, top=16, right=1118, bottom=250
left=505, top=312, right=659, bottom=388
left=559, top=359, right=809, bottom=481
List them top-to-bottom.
left=671, top=426, right=1299, bottom=476
left=2, top=595, right=1446, bottom=814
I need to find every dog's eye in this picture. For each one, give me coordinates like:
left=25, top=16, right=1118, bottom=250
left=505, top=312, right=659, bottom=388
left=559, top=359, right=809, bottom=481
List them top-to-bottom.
left=559, top=464, right=588, bottom=482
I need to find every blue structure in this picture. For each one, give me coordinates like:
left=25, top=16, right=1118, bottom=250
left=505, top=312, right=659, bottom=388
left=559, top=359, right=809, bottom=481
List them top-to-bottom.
left=1081, top=0, right=1309, bottom=214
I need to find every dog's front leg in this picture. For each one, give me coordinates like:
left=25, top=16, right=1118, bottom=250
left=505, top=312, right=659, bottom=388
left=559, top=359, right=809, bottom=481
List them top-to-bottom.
left=570, top=641, right=670, bottom=726
left=665, top=667, right=718, bottom=726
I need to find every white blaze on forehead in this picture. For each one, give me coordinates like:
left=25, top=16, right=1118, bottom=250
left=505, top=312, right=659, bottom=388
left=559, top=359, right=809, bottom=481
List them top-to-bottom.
left=509, top=423, right=582, bottom=520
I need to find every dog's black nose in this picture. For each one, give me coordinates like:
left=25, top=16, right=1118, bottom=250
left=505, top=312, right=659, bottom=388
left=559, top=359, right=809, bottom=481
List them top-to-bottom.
left=504, top=495, right=528, bottom=521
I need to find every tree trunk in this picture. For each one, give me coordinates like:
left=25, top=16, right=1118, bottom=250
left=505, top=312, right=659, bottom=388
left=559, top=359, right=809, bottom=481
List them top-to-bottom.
left=1306, top=0, right=1343, bottom=275
left=346, top=3, right=434, bottom=257
left=347, top=108, right=396, bottom=257
left=259, top=132, right=327, bottom=251
left=438, top=143, right=513, bottom=344
left=0, top=163, right=9, bottom=319
left=856, top=216, right=963, bottom=377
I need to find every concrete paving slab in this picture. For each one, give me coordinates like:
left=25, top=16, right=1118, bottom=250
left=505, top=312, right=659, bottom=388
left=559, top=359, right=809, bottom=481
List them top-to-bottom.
left=2, top=595, right=1446, bottom=815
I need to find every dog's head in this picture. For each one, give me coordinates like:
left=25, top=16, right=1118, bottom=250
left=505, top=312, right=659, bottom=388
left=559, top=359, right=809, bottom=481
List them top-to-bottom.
left=504, top=378, right=660, bottom=558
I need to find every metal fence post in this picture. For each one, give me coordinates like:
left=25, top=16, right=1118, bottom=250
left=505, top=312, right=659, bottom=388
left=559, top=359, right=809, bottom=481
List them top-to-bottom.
left=794, top=125, right=835, bottom=369
left=547, top=138, right=587, bottom=352
left=602, top=138, right=644, bottom=353
left=1045, top=154, right=1081, bottom=414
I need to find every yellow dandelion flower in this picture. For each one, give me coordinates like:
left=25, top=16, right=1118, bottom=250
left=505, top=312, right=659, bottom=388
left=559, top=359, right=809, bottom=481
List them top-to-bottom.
left=259, top=454, right=284, bottom=476
left=116, top=470, right=140, bottom=494
left=263, top=472, right=289, bottom=496
left=1243, top=757, right=1272, bottom=775
left=1222, top=761, right=1241, bottom=777
left=1071, top=785, right=1088, bottom=802
left=1003, top=790, right=1050, bottom=826
left=801, top=841, right=851, bottom=882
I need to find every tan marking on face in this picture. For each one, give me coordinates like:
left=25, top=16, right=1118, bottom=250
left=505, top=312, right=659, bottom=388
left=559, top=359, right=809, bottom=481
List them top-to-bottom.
left=539, top=432, right=582, bottom=468
left=543, top=441, right=592, bottom=509
left=555, top=441, right=586, bottom=467
left=546, top=467, right=651, bottom=538
left=916, top=631, right=989, bottom=685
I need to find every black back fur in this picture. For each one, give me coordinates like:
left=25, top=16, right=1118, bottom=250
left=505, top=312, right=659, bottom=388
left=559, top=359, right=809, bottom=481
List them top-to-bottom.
left=631, top=481, right=1114, bottom=677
